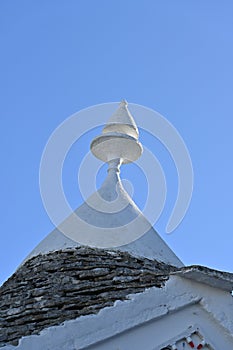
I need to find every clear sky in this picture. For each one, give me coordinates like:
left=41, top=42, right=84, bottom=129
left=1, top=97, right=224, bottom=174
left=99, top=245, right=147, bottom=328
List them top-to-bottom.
left=1, top=1, right=233, bottom=285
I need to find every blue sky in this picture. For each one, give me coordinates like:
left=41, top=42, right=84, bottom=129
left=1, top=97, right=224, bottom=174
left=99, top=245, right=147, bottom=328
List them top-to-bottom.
left=1, top=1, right=233, bottom=285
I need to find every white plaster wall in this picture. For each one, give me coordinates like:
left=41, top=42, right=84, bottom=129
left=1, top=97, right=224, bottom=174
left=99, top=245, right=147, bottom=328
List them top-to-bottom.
left=83, top=304, right=233, bottom=350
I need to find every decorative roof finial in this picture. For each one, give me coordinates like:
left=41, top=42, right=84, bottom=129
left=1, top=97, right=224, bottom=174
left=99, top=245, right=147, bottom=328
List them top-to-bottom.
left=120, top=99, right=128, bottom=106
left=90, top=100, right=143, bottom=168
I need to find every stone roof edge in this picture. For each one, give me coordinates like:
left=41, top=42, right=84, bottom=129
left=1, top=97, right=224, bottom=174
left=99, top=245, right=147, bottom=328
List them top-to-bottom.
left=19, top=245, right=175, bottom=270
left=19, top=248, right=233, bottom=293
left=18, top=249, right=233, bottom=294
left=2, top=262, right=233, bottom=349
left=172, top=265, right=233, bottom=292
left=1, top=283, right=201, bottom=350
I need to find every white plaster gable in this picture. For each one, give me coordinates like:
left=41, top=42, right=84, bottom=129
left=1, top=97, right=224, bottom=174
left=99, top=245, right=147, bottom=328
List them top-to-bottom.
left=3, top=275, right=233, bottom=350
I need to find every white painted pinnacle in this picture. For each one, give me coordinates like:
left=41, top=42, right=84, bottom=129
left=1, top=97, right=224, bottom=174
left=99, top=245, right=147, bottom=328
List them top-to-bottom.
left=103, top=99, right=139, bottom=139
left=22, top=100, right=183, bottom=267
left=90, top=100, right=143, bottom=164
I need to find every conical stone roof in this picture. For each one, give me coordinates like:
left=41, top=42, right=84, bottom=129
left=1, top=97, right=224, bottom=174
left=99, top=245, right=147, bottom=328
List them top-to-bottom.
left=0, top=100, right=184, bottom=348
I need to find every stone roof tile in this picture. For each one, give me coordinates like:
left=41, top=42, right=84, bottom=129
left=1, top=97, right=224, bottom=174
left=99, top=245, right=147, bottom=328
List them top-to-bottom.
left=0, top=247, right=175, bottom=347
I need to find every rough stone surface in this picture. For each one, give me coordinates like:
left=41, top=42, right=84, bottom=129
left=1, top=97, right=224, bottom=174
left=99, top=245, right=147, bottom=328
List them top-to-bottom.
left=0, top=247, right=175, bottom=347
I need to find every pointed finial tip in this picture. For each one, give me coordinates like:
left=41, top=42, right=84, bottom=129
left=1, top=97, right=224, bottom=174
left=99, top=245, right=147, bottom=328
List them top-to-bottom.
left=91, top=98, right=142, bottom=164
left=120, top=99, right=128, bottom=107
